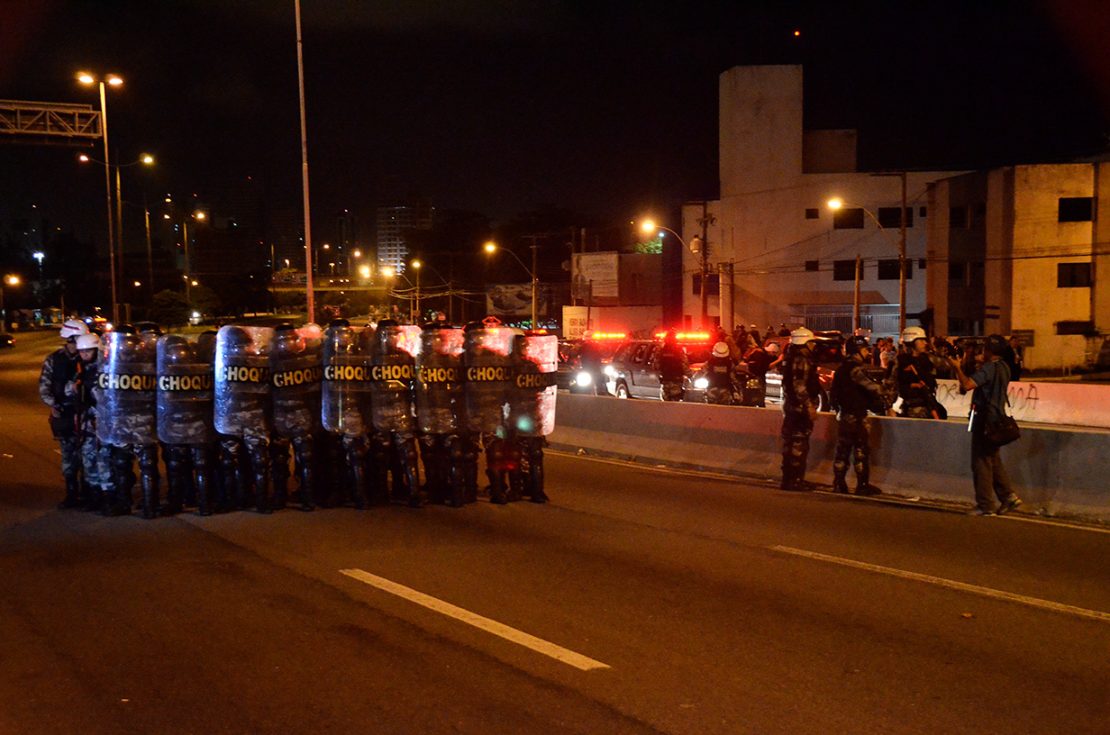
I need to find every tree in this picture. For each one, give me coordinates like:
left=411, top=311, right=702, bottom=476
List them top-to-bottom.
left=149, top=290, right=190, bottom=327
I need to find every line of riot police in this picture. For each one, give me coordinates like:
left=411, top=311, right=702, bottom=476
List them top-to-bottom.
left=67, top=317, right=557, bottom=518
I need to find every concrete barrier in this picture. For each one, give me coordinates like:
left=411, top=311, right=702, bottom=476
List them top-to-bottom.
left=934, top=378, right=1110, bottom=428
left=550, top=393, right=1110, bottom=522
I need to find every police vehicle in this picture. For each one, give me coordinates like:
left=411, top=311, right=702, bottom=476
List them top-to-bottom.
left=604, top=331, right=714, bottom=400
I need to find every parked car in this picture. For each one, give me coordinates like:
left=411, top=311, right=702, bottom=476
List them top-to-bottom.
left=605, top=332, right=715, bottom=400
left=0, top=333, right=14, bottom=348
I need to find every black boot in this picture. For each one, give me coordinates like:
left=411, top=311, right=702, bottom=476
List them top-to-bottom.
left=527, top=442, right=548, bottom=503
left=195, top=470, right=213, bottom=516
left=141, top=473, right=159, bottom=519
left=832, top=473, right=850, bottom=494
left=58, top=476, right=81, bottom=509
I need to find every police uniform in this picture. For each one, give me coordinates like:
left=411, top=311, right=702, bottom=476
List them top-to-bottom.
left=321, top=320, right=375, bottom=508
left=368, top=320, right=425, bottom=507
left=270, top=323, right=323, bottom=511
left=415, top=324, right=467, bottom=506
left=213, top=325, right=274, bottom=514
left=95, top=328, right=162, bottom=518
left=507, top=332, right=558, bottom=503
left=780, top=333, right=819, bottom=491
left=156, top=335, right=217, bottom=515
left=656, top=337, right=688, bottom=402
left=40, top=340, right=84, bottom=507
left=830, top=343, right=888, bottom=495
left=703, top=349, right=734, bottom=406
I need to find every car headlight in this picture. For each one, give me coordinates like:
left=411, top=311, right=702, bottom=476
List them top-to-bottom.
left=603, top=365, right=617, bottom=379
left=574, top=371, right=593, bottom=387
left=693, top=377, right=709, bottom=390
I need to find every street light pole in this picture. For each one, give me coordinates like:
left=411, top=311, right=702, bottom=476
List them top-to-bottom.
left=295, top=0, right=316, bottom=322
left=97, top=81, right=118, bottom=324
left=898, top=171, right=908, bottom=335
left=144, top=202, right=153, bottom=303
left=183, top=217, right=191, bottom=304
left=530, top=243, right=539, bottom=329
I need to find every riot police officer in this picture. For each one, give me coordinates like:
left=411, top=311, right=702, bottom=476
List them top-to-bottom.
left=40, top=319, right=88, bottom=508
left=321, top=319, right=374, bottom=508
left=368, top=319, right=425, bottom=507
left=462, top=319, right=519, bottom=504
left=270, top=323, right=323, bottom=511
left=415, top=323, right=467, bottom=506
left=213, top=325, right=274, bottom=514
left=96, top=326, right=162, bottom=517
left=895, top=326, right=941, bottom=419
left=780, top=327, right=820, bottom=491
left=656, top=329, right=688, bottom=402
left=507, top=331, right=558, bottom=503
left=72, top=332, right=110, bottom=511
left=156, top=334, right=216, bottom=515
left=829, top=336, right=889, bottom=496
left=703, top=341, right=735, bottom=406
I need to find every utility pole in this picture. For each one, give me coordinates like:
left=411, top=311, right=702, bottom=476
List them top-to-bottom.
left=295, top=0, right=315, bottom=322
left=898, top=171, right=908, bottom=335
left=697, top=201, right=716, bottom=329
left=853, top=254, right=862, bottom=332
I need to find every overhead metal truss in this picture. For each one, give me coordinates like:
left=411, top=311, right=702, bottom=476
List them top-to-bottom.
left=0, top=99, right=102, bottom=143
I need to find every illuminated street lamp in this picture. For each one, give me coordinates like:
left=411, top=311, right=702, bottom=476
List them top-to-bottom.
left=77, top=70, right=123, bottom=323
left=483, top=241, right=539, bottom=328
left=1, top=274, right=22, bottom=326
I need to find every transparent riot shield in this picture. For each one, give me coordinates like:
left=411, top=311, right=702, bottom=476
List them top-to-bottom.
left=369, top=323, right=421, bottom=434
left=321, top=324, right=372, bottom=436
left=213, top=325, right=274, bottom=438
left=270, top=325, right=323, bottom=439
left=462, top=326, right=520, bottom=434
left=415, top=327, right=464, bottom=435
left=96, top=330, right=158, bottom=446
left=509, top=333, right=559, bottom=436
left=156, top=334, right=214, bottom=445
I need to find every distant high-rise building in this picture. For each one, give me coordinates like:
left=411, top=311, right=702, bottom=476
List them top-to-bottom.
left=376, top=203, right=433, bottom=272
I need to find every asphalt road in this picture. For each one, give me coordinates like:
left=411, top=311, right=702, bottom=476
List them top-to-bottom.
left=2, top=331, right=1108, bottom=734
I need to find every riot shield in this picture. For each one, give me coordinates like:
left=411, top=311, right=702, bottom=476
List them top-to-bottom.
left=369, top=322, right=421, bottom=433
left=321, top=323, right=372, bottom=435
left=270, top=324, right=323, bottom=438
left=213, top=325, right=274, bottom=438
left=415, top=326, right=464, bottom=435
left=462, top=326, right=520, bottom=434
left=96, top=330, right=158, bottom=446
left=156, top=334, right=215, bottom=445
left=509, top=334, right=559, bottom=436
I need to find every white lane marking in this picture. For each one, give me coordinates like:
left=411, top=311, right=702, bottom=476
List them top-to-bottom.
left=770, top=545, right=1110, bottom=624
left=339, top=568, right=610, bottom=671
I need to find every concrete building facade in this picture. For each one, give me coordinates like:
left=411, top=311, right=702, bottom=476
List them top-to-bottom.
left=683, top=65, right=959, bottom=336
left=928, top=163, right=1110, bottom=370
left=376, top=203, right=433, bottom=273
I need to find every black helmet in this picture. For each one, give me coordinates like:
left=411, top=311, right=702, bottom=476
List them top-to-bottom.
left=327, top=318, right=350, bottom=329
left=221, top=325, right=253, bottom=352
left=161, top=334, right=193, bottom=364
left=846, top=335, right=870, bottom=355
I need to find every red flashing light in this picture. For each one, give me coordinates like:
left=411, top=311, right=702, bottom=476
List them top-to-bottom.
left=584, top=330, right=627, bottom=341
left=654, top=330, right=712, bottom=342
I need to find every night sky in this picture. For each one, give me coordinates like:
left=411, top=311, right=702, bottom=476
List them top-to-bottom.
left=3, top=0, right=1110, bottom=247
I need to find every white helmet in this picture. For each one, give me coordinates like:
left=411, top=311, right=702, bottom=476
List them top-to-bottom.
left=59, top=319, right=90, bottom=340
left=901, top=326, right=927, bottom=344
left=790, top=327, right=815, bottom=345
left=76, top=333, right=101, bottom=351
left=712, top=341, right=730, bottom=358
left=765, top=341, right=781, bottom=354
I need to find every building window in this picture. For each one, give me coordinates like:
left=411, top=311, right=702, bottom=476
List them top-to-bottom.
left=1058, top=197, right=1093, bottom=222
left=918, top=206, right=927, bottom=218
left=950, top=206, right=968, bottom=229
left=878, top=207, right=913, bottom=228
left=805, top=208, right=819, bottom=220
left=833, top=208, right=865, bottom=229
left=918, top=258, right=927, bottom=269
left=833, top=259, right=858, bottom=281
left=878, top=259, right=914, bottom=280
left=804, top=260, right=819, bottom=271
left=949, top=261, right=967, bottom=284
left=1057, top=262, right=1092, bottom=287
left=692, top=273, right=720, bottom=296
left=1056, top=320, right=1093, bottom=335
